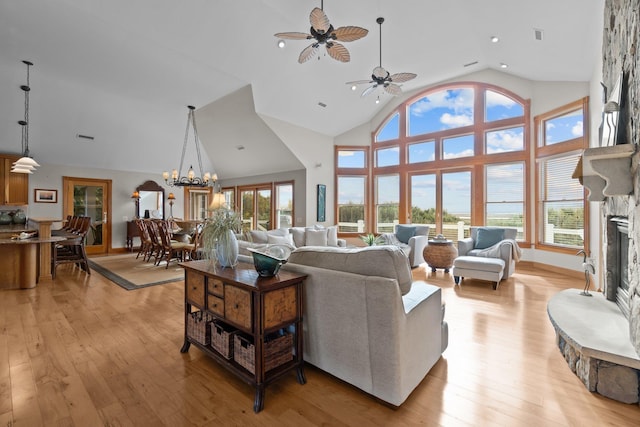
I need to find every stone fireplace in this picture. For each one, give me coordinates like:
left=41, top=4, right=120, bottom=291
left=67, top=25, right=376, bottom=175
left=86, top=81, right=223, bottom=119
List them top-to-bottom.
left=547, top=0, right=640, bottom=406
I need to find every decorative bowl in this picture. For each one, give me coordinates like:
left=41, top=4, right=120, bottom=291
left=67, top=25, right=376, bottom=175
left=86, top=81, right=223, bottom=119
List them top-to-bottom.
left=247, top=245, right=292, bottom=277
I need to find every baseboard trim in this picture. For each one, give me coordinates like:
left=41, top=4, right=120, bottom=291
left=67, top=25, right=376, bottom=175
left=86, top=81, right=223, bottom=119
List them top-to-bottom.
left=518, top=260, right=583, bottom=280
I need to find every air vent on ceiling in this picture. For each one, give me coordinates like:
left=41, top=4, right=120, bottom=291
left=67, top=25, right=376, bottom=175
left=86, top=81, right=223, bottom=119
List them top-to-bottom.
left=534, top=28, right=544, bottom=41
left=464, top=61, right=479, bottom=67
left=318, top=102, right=327, bottom=108
left=76, top=134, right=95, bottom=141
left=236, top=145, right=245, bottom=151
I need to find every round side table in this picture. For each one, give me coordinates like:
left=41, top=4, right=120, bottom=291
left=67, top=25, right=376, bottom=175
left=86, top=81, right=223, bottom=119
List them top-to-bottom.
left=423, top=239, right=458, bottom=272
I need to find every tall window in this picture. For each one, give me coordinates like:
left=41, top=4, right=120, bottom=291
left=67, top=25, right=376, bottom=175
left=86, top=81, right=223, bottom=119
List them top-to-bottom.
left=535, top=98, right=588, bottom=252
left=336, top=147, right=368, bottom=233
left=486, top=162, right=525, bottom=239
left=375, top=174, right=399, bottom=232
left=275, top=182, right=294, bottom=229
left=239, top=185, right=272, bottom=232
left=188, top=189, right=210, bottom=221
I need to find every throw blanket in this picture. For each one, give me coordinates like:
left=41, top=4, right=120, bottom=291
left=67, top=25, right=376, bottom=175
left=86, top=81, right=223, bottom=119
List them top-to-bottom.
left=477, top=239, right=522, bottom=262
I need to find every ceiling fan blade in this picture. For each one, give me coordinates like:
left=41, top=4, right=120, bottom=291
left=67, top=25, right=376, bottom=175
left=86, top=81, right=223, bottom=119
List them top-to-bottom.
left=310, top=7, right=330, bottom=34
left=332, top=26, right=369, bottom=42
left=274, top=32, right=312, bottom=40
left=326, top=42, right=350, bottom=62
left=299, top=44, right=319, bottom=63
left=372, top=66, right=388, bottom=79
left=389, top=72, right=417, bottom=83
left=345, top=79, right=373, bottom=85
left=384, top=83, right=403, bottom=96
left=361, top=85, right=378, bottom=97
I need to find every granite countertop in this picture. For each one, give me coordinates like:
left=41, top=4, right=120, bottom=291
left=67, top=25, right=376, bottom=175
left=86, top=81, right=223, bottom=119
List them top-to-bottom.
left=0, top=224, right=35, bottom=233
left=0, top=236, right=66, bottom=245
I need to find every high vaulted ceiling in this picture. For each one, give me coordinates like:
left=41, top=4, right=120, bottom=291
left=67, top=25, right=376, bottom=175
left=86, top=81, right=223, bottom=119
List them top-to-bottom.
left=0, top=0, right=604, bottom=179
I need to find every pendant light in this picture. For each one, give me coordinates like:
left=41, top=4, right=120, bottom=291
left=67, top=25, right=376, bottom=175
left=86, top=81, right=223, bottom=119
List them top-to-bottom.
left=12, top=60, right=40, bottom=174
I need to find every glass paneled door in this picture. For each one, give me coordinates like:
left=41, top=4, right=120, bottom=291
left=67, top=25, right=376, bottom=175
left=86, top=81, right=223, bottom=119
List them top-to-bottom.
left=63, top=177, right=111, bottom=255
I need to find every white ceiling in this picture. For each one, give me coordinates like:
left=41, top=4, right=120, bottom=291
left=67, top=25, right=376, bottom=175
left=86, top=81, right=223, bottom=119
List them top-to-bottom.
left=0, top=0, right=604, bottom=178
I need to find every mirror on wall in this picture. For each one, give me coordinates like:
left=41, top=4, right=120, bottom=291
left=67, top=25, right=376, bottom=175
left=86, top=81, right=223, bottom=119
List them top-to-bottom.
left=135, top=180, right=164, bottom=219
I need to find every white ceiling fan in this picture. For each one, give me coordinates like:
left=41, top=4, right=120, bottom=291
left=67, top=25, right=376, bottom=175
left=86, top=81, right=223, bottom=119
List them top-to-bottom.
left=274, top=0, right=368, bottom=63
left=346, top=17, right=417, bottom=97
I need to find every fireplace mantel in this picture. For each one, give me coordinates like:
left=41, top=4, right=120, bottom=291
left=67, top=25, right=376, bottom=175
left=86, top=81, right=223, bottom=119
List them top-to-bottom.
left=578, top=144, right=635, bottom=201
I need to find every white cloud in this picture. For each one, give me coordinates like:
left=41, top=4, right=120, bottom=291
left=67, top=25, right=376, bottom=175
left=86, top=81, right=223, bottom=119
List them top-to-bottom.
left=410, top=88, right=474, bottom=117
left=485, top=91, right=517, bottom=108
left=441, top=113, right=473, bottom=127
left=572, top=120, right=584, bottom=137
left=486, top=129, right=524, bottom=153
left=443, top=148, right=474, bottom=159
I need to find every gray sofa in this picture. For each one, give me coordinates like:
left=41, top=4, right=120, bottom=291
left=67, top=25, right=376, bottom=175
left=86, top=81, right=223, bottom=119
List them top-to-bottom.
left=241, top=245, right=448, bottom=406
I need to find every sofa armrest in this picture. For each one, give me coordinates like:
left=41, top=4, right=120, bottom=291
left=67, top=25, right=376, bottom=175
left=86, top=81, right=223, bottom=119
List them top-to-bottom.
left=407, top=234, right=428, bottom=267
left=457, top=237, right=474, bottom=256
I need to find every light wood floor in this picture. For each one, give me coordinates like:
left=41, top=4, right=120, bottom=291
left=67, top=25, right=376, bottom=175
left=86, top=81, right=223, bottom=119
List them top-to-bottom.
left=1, top=261, right=639, bottom=426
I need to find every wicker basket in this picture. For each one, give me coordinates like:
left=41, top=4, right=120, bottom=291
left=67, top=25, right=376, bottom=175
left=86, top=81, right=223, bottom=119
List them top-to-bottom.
left=187, top=310, right=214, bottom=345
left=211, top=320, right=236, bottom=359
left=233, top=331, right=293, bottom=374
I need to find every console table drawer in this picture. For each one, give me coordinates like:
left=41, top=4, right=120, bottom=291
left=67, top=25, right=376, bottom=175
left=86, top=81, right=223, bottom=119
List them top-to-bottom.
left=185, top=270, right=206, bottom=307
left=209, top=278, right=224, bottom=297
left=225, top=285, right=251, bottom=330
left=207, top=294, right=224, bottom=317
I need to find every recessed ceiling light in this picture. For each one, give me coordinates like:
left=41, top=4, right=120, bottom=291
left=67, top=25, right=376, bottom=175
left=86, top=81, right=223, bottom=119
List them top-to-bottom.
left=490, top=36, right=499, bottom=43
left=277, top=39, right=286, bottom=48
left=500, top=63, right=508, bottom=69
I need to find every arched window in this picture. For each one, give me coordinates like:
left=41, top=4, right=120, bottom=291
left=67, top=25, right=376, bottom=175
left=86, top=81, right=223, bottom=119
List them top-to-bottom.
left=337, top=82, right=530, bottom=243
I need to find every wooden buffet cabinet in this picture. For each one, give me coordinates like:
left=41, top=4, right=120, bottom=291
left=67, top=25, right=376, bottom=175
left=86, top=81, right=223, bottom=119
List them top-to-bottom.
left=179, top=260, right=307, bottom=412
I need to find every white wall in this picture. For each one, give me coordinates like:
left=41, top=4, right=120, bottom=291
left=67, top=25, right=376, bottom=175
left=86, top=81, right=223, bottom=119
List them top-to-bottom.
left=259, top=115, right=334, bottom=226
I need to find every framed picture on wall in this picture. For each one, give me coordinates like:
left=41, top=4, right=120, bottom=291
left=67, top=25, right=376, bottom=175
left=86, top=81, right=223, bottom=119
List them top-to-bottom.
left=317, top=184, right=326, bottom=222
left=34, top=189, right=57, bottom=203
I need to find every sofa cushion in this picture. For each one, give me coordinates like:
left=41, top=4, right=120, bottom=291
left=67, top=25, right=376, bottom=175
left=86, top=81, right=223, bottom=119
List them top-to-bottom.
left=327, top=225, right=339, bottom=246
left=396, top=225, right=416, bottom=244
left=474, top=227, right=504, bottom=249
left=248, top=228, right=289, bottom=244
left=305, top=228, right=328, bottom=246
left=267, top=233, right=295, bottom=247
left=288, top=246, right=413, bottom=295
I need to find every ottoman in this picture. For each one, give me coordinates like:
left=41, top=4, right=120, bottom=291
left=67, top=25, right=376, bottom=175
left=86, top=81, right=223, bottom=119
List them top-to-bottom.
left=452, top=256, right=506, bottom=290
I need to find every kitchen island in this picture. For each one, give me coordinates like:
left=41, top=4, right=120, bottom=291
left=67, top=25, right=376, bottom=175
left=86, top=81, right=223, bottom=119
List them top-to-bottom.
left=0, top=235, right=65, bottom=289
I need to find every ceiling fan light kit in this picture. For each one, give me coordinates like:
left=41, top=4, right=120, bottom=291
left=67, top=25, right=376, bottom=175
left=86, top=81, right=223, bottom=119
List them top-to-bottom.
left=274, top=1, right=368, bottom=63
left=345, top=17, right=417, bottom=99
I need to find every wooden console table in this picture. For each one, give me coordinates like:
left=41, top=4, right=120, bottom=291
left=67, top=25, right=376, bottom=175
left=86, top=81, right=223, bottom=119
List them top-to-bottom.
left=179, top=260, right=307, bottom=412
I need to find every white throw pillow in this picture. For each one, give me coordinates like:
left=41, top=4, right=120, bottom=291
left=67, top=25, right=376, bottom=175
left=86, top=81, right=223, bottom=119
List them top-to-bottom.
left=327, top=225, right=338, bottom=247
left=289, top=227, right=306, bottom=247
left=305, top=228, right=328, bottom=246
left=249, top=230, right=268, bottom=244
left=267, top=233, right=295, bottom=247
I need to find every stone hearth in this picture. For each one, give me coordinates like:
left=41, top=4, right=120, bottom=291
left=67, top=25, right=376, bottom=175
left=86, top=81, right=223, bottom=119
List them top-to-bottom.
left=548, top=290, right=640, bottom=404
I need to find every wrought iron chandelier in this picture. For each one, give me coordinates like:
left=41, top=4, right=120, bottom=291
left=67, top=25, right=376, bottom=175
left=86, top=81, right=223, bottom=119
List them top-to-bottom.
left=12, top=60, right=40, bottom=174
left=162, top=105, right=216, bottom=187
